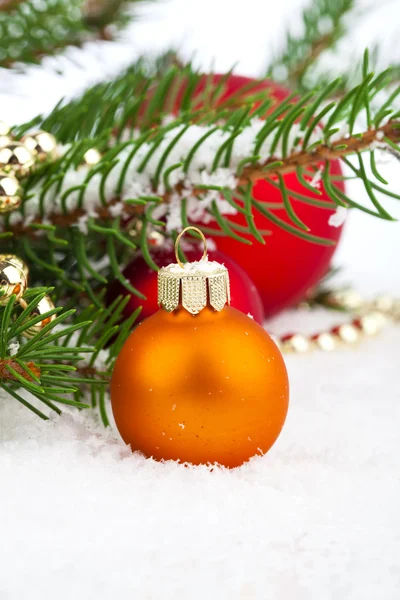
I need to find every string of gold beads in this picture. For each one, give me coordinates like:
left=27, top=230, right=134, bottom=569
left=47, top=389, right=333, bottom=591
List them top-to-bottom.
left=0, top=121, right=102, bottom=214
left=1, top=124, right=98, bottom=339
left=278, top=294, right=397, bottom=354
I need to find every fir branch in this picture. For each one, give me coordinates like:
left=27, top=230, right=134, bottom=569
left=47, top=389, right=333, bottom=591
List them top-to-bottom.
left=0, top=0, right=148, bottom=68
left=0, top=0, right=87, bottom=67
left=83, top=0, right=144, bottom=32
left=267, top=0, right=355, bottom=90
left=2, top=55, right=400, bottom=304
left=14, top=62, right=272, bottom=144
left=5, top=119, right=399, bottom=237
left=240, top=121, right=399, bottom=179
left=0, top=287, right=139, bottom=419
left=0, top=289, right=91, bottom=417
left=58, top=295, right=141, bottom=425
left=0, top=358, right=41, bottom=381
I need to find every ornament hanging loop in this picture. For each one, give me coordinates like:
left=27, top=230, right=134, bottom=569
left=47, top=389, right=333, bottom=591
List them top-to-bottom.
left=174, top=226, right=207, bottom=269
left=160, top=229, right=230, bottom=313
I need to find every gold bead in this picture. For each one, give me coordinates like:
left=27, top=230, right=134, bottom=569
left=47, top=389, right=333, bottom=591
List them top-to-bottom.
left=0, top=121, right=10, bottom=136
left=21, top=131, right=58, bottom=162
left=0, top=135, right=12, bottom=148
left=0, top=143, right=35, bottom=177
left=83, top=148, right=102, bottom=166
left=0, top=172, right=22, bottom=213
left=148, top=230, right=165, bottom=247
left=0, top=254, right=28, bottom=306
left=0, top=254, right=29, bottom=280
left=328, top=289, right=363, bottom=311
left=340, top=290, right=363, bottom=310
left=22, top=294, right=56, bottom=339
left=374, top=295, right=394, bottom=313
left=297, top=300, right=311, bottom=309
left=391, top=301, right=400, bottom=321
left=358, top=312, right=386, bottom=336
left=335, top=323, right=359, bottom=344
left=314, top=332, right=337, bottom=351
left=282, top=333, right=310, bottom=353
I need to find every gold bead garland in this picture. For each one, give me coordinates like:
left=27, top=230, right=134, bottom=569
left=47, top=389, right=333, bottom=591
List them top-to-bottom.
left=0, top=120, right=161, bottom=247
left=0, top=121, right=102, bottom=215
left=21, top=131, right=58, bottom=162
left=0, top=143, right=35, bottom=177
left=277, top=292, right=398, bottom=354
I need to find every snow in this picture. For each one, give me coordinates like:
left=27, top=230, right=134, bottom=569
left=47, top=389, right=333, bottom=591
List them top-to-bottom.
left=1, top=0, right=400, bottom=598
left=4, top=110, right=381, bottom=232
left=6, top=121, right=320, bottom=231
left=328, top=206, right=348, bottom=227
left=163, top=258, right=226, bottom=274
left=1, top=323, right=400, bottom=600
left=7, top=341, right=19, bottom=356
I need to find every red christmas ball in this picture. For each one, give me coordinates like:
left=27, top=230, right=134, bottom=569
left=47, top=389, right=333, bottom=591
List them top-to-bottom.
left=177, top=73, right=290, bottom=110
left=182, top=74, right=345, bottom=317
left=213, top=163, right=344, bottom=317
left=107, top=247, right=265, bottom=325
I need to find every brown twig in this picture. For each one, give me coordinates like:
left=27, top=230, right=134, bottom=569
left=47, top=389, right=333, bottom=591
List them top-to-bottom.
left=0, top=0, right=23, bottom=10
left=287, top=33, right=336, bottom=86
left=5, top=121, right=400, bottom=236
left=240, top=121, right=399, bottom=180
left=0, top=359, right=41, bottom=381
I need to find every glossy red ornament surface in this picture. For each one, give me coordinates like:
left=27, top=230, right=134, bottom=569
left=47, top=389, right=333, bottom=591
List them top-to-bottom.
left=187, top=74, right=345, bottom=316
left=214, top=164, right=344, bottom=317
left=107, top=248, right=265, bottom=324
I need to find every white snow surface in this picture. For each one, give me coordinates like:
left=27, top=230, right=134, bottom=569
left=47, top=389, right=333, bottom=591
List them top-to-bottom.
left=1, top=1, right=400, bottom=598
left=1, top=322, right=400, bottom=600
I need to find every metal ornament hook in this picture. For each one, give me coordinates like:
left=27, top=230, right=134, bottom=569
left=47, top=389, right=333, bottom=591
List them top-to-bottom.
left=174, top=226, right=207, bottom=269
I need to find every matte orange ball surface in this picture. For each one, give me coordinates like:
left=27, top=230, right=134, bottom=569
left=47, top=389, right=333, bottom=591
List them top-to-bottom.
left=111, top=306, right=289, bottom=468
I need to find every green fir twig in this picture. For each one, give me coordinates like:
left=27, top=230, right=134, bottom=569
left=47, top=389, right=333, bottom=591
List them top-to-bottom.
left=266, top=0, right=356, bottom=90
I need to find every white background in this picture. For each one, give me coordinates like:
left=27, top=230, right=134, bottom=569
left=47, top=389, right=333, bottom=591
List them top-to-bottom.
left=1, top=1, right=400, bottom=598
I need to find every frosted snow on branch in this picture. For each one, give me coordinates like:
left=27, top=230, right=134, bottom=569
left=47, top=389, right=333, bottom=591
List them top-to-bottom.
left=5, top=115, right=398, bottom=234
left=8, top=119, right=321, bottom=231
left=328, top=206, right=348, bottom=227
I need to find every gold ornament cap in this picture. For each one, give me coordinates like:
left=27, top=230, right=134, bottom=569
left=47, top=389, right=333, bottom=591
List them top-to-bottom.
left=158, top=227, right=230, bottom=315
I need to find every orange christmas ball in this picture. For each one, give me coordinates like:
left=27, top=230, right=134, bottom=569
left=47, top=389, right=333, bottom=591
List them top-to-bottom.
left=110, top=228, right=289, bottom=468
left=111, top=306, right=288, bottom=468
